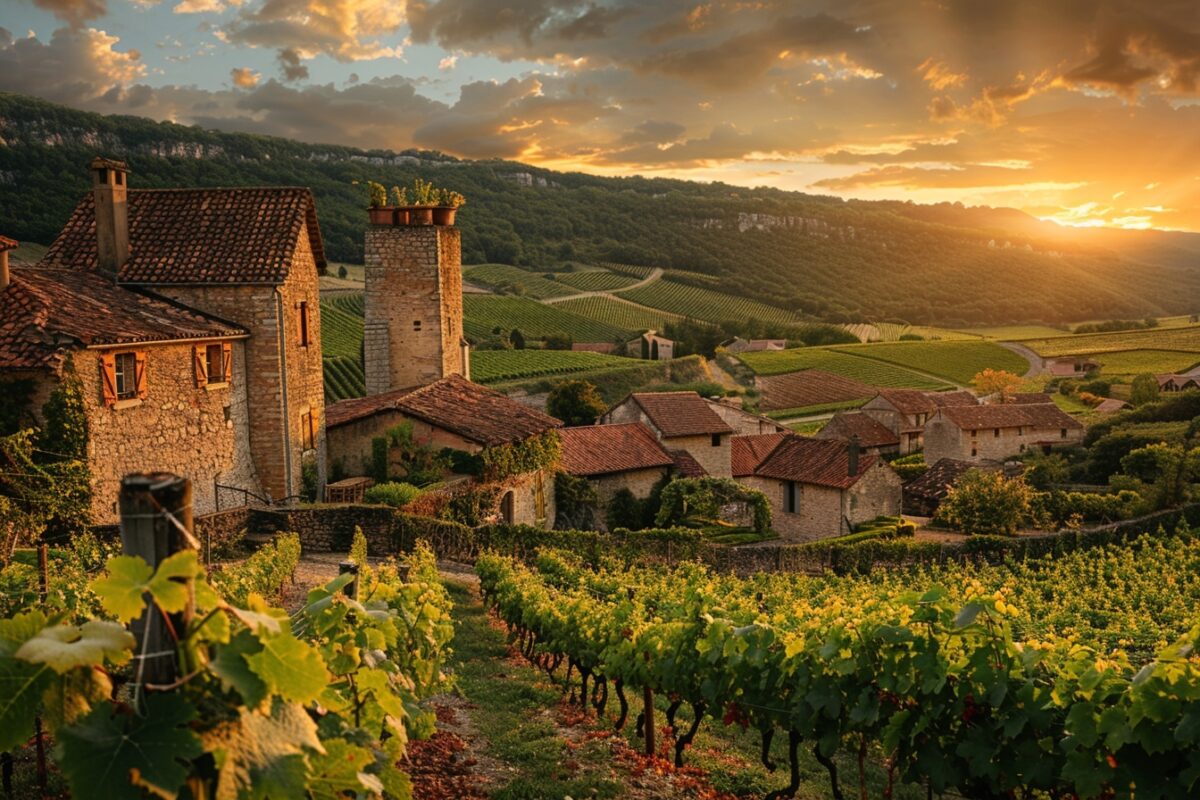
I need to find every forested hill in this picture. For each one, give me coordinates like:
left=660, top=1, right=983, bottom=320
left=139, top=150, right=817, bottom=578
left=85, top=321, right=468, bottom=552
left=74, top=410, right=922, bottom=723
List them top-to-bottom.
left=1, top=92, right=1197, bottom=327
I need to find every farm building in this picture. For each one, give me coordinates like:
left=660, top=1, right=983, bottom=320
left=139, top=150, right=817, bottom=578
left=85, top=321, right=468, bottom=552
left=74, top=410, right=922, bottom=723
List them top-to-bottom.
left=1, top=158, right=327, bottom=519
left=626, top=330, right=675, bottom=360
left=723, top=337, right=788, bottom=354
left=1046, top=357, right=1100, bottom=377
left=754, top=369, right=875, bottom=413
left=1157, top=373, right=1200, bottom=392
left=860, top=389, right=978, bottom=454
left=601, top=391, right=733, bottom=477
left=1092, top=398, right=1130, bottom=413
left=923, top=402, right=1083, bottom=465
left=814, top=412, right=900, bottom=455
left=558, top=423, right=674, bottom=517
left=735, top=434, right=901, bottom=541
left=902, top=458, right=1009, bottom=516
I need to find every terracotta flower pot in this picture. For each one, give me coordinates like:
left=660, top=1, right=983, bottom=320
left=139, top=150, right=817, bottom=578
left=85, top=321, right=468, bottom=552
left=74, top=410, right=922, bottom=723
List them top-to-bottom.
left=408, top=206, right=434, bottom=226
left=431, top=206, right=457, bottom=226
left=368, top=207, right=393, bottom=225
left=393, top=208, right=410, bottom=226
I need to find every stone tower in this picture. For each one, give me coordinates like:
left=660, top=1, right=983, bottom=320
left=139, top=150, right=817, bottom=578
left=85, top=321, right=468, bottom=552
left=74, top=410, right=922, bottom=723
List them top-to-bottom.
left=363, top=224, right=467, bottom=394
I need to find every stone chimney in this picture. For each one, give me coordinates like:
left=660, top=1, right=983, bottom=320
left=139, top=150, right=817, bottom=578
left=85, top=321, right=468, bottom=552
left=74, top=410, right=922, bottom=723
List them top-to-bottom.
left=91, top=157, right=130, bottom=278
left=363, top=217, right=465, bottom=394
left=0, top=236, right=15, bottom=291
left=847, top=434, right=861, bottom=477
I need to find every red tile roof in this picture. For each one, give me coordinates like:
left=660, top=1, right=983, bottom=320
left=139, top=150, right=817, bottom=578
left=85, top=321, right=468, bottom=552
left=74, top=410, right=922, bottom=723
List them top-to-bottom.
left=41, top=187, right=326, bottom=284
left=0, top=235, right=17, bottom=251
left=0, top=267, right=247, bottom=370
left=755, top=369, right=874, bottom=412
left=325, top=374, right=561, bottom=447
left=874, top=389, right=977, bottom=415
left=629, top=392, right=734, bottom=437
left=1002, top=393, right=1055, bottom=405
left=936, top=402, right=1083, bottom=431
left=816, top=412, right=900, bottom=448
left=558, top=423, right=674, bottom=477
left=731, top=433, right=788, bottom=477
left=754, top=435, right=879, bottom=490
left=669, top=450, right=708, bottom=477
left=903, top=458, right=997, bottom=499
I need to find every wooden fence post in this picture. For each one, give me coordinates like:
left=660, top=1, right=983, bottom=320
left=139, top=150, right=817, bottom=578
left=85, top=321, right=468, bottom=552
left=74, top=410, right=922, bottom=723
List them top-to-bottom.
left=119, top=472, right=195, bottom=690
left=338, top=560, right=360, bottom=601
left=643, top=685, right=655, bottom=756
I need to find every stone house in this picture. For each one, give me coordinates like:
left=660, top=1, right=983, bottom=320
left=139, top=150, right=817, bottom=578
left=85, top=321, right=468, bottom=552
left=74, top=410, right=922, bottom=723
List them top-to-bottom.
left=36, top=158, right=328, bottom=505
left=0, top=245, right=258, bottom=521
left=626, top=331, right=675, bottom=360
left=723, top=337, right=787, bottom=354
left=1046, top=357, right=1100, bottom=377
left=1157, top=373, right=1200, bottom=392
left=325, top=374, right=561, bottom=526
left=861, top=389, right=978, bottom=454
left=601, top=391, right=734, bottom=477
left=704, top=397, right=790, bottom=435
left=924, top=402, right=1084, bottom=465
left=814, top=412, right=900, bottom=455
left=558, top=423, right=674, bottom=514
left=734, top=434, right=902, bottom=541
left=902, top=458, right=1000, bottom=516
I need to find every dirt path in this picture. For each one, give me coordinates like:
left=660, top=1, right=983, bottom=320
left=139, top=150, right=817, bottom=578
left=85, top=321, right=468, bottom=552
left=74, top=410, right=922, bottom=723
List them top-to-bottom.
left=540, top=267, right=664, bottom=303
left=997, top=341, right=1046, bottom=379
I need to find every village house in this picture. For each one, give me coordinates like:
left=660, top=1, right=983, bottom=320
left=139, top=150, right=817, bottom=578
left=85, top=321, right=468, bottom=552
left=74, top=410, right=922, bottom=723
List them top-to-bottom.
left=626, top=330, right=675, bottom=360
left=722, top=337, right=787, bottom=354
left=1046, top=357, right=1100, bottom=377
left=1156, top=373, right=1200, bottom=392
left=860, top=389, right=978, bottom=454
left=601, top=391, right=733, bottom=477
left=704, top=396, right=790, bottom=435
left=1092, top=398, right=1130, bottom=414
left=923, top=402, right=1084, bottom=465
left=814, top=411, right=901, bottom=455
left=558, top=423, right=674, bottom=515
left=733, top=433, right=902, bottom=541
left=902, top=458, right=1009, bottom=516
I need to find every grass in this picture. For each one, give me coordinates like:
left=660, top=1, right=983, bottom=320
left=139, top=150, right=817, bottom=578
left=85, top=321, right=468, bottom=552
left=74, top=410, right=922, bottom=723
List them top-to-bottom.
left=464, top=264, right=579, bottom=299
left=617, top=278, right=804, bottom=327
left=553, top=295, right=681, bottom=333
left=463, top=296, right=631, bottom=342
left=1019, top=324, right=1200, bottom=357
left=831, top=340, right=1030, bottom=384
left=738, top=348, right=946, bottom=389
left=1092, top=349, right=1200, bottom=377
left=470, top=350, right=634, bottom=383
left=1052, top=393, right=1094, bottom=414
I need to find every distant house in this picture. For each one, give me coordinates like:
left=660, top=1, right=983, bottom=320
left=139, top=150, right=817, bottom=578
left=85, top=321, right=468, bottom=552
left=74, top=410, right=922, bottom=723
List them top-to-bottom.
left=625, top=330, right=675, bottom=360
left=723, top=337, right=787, bottom=354
left=571, top=342, right=618, bottom=355
left=1046, top=357, right=1100, bottom=377
left=754, top=369, right=875, bottom=413
left=1157, top=373, right=1200, bottom=392
left=325, top=374, right=561, bottom=526
left=860, top=389, right=978, bottom=454
left=601, top=391, right=733, bottom=477
left=704, top=397, right=790, bottom=435
left=1092, top=398, right=1130, bottom=414
left=924, top=402, right=1084, bottom=464
left=814, top=412, right=901, bottom=455
left=558, top=423, right=674, bottom=512
left=735, top=434, right=902, bottom=541
left=903, top=458, right=1002, bottom=516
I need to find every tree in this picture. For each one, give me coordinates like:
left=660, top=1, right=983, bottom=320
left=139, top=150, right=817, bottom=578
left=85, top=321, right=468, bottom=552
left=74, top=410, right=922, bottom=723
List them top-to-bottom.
left=510, top=329, right=526, bottom=350
left=544, top=332, right=573, bottom=351
left=972, top=368, right=1024, bottom=402
left=1130, top=373, right=1160, bottom=406
left=547, top=380, right=607, bottom=426
left=1119, top=443, right=1200, bottom=510
left=1022, top=451, right=1069, bottom=489
left=934, top=469, right=1034, bottom=535
left=605, top=488, right=644, bottom=531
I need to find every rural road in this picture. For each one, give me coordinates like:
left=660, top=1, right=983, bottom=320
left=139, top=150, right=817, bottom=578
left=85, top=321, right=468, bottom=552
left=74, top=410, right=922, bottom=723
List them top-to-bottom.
left=541, top=266, right=663, bottom=303
left=997, top=341, right=1045, bottom=379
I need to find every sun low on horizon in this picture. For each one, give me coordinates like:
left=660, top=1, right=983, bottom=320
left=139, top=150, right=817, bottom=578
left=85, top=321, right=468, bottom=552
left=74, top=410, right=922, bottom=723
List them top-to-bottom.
left=1, top=0, right=1197, bottom=232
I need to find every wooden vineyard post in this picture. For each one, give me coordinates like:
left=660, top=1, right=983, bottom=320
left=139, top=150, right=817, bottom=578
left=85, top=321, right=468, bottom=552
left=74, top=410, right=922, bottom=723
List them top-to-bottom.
left=119, top=473, right=196, bottom=691
left=338, top=560, right=360, bottom=600
left=643, top=685, right=655, bottom=756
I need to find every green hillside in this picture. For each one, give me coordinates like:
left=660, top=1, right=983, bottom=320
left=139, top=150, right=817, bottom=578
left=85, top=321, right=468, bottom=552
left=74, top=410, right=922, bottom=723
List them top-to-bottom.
left=462, top=296, right=629, bottom=342
left=833, top=341, right=1030, bottom=385
left=736, top=348, right=947, bottom=389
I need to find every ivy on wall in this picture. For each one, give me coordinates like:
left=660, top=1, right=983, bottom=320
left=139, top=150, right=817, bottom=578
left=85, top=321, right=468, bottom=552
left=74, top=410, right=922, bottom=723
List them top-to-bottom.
left=480, top=431, right=561, bottom=482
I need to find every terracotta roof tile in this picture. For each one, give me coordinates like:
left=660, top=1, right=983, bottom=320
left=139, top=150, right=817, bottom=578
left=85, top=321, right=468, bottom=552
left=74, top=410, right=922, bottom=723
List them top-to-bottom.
left=41, top=187, right=326, bottom=284
left=0, top=235, right=17, bottom=251
left=0, top=267, right=247, bottom=370
left=755, top=369, right=874, bottom=412
left=325, top=375, right=561, bottom=446
left=875, top=388, right=977, bottom=414
left=630, top=392, right=734, bottom=437
left=936, top=402, right=1082, bottom=431
left=816, top=412, right=900, bottom=448
left=558, top=423, right=674, bottom=476
left=731, top=433, right=788, bottom=477
left=754, top=435, right=879, bottom=490
left=669, top=449, right=708, bottom=477
left=903, top=458, right=998, bottom=499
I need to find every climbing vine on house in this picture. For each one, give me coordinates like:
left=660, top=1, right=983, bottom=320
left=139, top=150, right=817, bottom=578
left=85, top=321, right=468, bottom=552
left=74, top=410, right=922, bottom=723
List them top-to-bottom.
left=480, top=431, right=561, bottom=482
left=655, top=476, right=772, bottom=534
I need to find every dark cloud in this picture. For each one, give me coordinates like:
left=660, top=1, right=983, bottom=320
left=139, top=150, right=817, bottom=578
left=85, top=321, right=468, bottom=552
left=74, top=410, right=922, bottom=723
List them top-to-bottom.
left=29, top=0, right=106, bottom=28
left=221, top=0, right=405, bottom=62
left=407, top=0, right=597, bottom=49
left=1062, top=3, right=1200, bottom=94
left=0, top=26, right=143, bottom=104
left=276, top=47, right=309, bottom=81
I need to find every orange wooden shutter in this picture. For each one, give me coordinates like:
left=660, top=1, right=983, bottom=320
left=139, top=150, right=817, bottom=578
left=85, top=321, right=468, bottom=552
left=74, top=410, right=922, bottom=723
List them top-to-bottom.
left=222, top=342, right=233, bottom=383
left=193, top=345, right=207, bottom=386
left=134, top=352, right=148, bottom=400
left=99, top=354, right=117, bottom=407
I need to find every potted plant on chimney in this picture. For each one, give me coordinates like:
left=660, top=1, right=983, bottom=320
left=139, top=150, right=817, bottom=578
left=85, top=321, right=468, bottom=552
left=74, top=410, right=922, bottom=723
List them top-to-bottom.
left=408, top=177, right=436, bottom=225
left=363, top=180, right=392, bottom=225
left=389, top=185, right=410, bottom=225
left=432, top=189, right=465, bottom=226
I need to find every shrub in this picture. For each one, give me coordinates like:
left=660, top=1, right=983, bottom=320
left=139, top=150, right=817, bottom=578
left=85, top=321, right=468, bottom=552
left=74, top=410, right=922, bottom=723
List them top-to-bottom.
left=1130, top=373, right=1160, bottom=406
left=547, top=380, right=607, bottom=426
left=934, top=469, right=1035, bottom=535
left=554, top=471, right=598, bottom=530
left=655, top=477, right=772, bottom=535
left=364, top=482, right=423, bottom=508
left=606, top=488, right=643, bottom=531
left=348, top=526, right=369, bottom=566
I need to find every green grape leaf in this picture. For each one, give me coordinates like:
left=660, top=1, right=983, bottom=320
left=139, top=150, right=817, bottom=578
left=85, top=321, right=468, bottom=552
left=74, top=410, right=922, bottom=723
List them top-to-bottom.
left=147, top=550, right=202, bottom=613
left=91, top=556, right=154, bottom=623
left=954, top=602, right=985, bottom=629
left=0, top=609, right=48, bottom=657
left=16, top=621, right=134, bottom=673
left=210, top=630, right=268, bottom=709
left=245, top=631, right=328, bottom=704
left=0, top=659, right=52, bottom=751
left=41, top=667, right=115, bottom=732
left=56, top=694, right=202, bottom=800
left=204, top=700, right=324, bottom=800
left=306, top=738, right=380, bottom=800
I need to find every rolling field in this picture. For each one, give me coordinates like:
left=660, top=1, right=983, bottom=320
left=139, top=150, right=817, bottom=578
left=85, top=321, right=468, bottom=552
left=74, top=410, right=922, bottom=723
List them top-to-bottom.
left=600, top=262, right=657, bottom=279
left=463, top=264, right=578, bottom=299
left=553, top=270, right=640, bottom=291
left=617, top=278, right=802, bottom=327
left=320, top=294, right=364, bottom=360
left=463, top=295, right=630, bottom=341
left=553, top=295, right=680, bottom=333
left=958, top=324, right=1070, bottom=339
left=1019, top=324, right=1200, bottom=357
left=834, top=340, right=1030, bottom=384
left=737, top=347, right=947, bottom=389
left=1091, top=349, right=1200, bottom=376
left=470, top=350, right=634, bottom=383
left=323, top=356, right=365, bottom=402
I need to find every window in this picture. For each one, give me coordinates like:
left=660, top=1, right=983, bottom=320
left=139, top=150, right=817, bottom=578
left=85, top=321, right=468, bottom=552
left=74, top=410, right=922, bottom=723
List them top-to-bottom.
left=298, top=301, right=310, bottom=347
left=413, top=319, right=422, bottom=331
left=194, top=342, right=232, bottom=387
left=100, top=351, right=147, bottom=407
left=114, top=352, right=137, bottom=400
left=301, top=410, right=315, bottom=450
left=994, top=428, right=1000, bottom=438
left=1060, top=428, right=1067, bottom=438
left=711, top=433, right=722, bottom=447
left=971, top=446, right=977, bottom=457
left=784, top=481, right=798, bottom=514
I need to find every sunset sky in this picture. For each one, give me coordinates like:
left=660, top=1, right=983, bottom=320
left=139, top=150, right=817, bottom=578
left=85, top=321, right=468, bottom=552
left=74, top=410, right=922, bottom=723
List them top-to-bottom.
left=2, top=0, right=1197, bottom=231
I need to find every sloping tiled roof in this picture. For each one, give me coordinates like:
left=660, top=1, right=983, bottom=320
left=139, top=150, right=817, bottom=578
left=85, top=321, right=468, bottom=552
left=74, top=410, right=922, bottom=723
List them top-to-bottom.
left=41, top=187, right=326, bottom=284
left=0, top=235, right=17, bottom=251
left=0, top=267, right=247, bottom=370
left=755, top=369, right=874, bottom=412
left=325, top=374, right=561, bottom=446
left=875, top=388, right=977, bottom=415
left=630, top=392, right=734, bottom=437
left=1003, top=393, right=1055, bottom=405
left=1093, top=398, right=1129, bottom=413
left=936, top=402, right=1083, bottom=431
left=817, top=412, right=900, bottom=449
left=558, top=423, right=673, bottom=477
left=731, top=433, right=789, bottom=477
left=755, top=435, right=878, bottom=490
left=669, top=450, right=708, bottom=477
left=903, top=458, right=997, bottom=499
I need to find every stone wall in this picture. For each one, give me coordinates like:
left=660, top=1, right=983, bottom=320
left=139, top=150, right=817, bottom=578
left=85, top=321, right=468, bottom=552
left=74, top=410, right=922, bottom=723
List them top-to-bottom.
left=363, top=225, right=464, bottom=394
left=71, top=342, right=258, bottom=523
left=326, top=408, right=482, bottom=480
left=925, top=415, right=1084, bottom=465
left=846, top=461, right=903, bottom=525
left=589, top=466, right=669, bottom=512
left=501, top=470, right=556, bottom=529
left=742, top=475, right=847, bottom=541
left=251, top=505, right=397, bottom=555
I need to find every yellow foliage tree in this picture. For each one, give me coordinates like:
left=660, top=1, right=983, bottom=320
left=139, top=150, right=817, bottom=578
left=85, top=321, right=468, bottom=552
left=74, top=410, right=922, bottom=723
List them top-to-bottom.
left=972, top=368, right=1025, bottom=401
